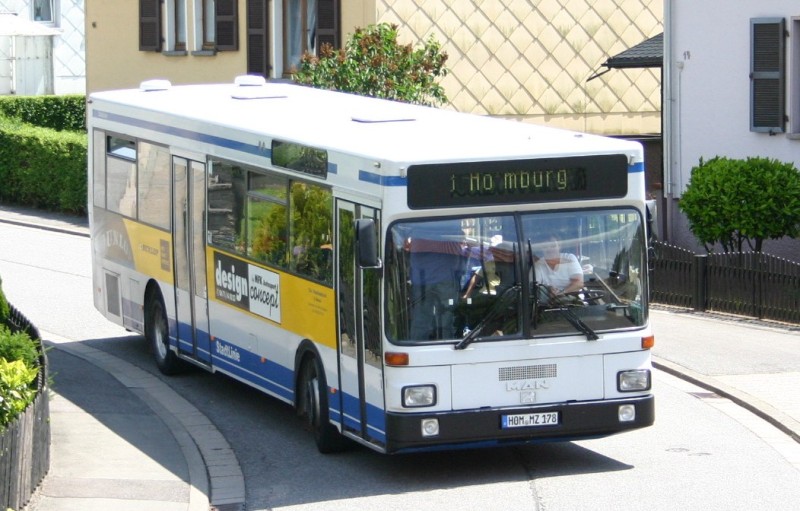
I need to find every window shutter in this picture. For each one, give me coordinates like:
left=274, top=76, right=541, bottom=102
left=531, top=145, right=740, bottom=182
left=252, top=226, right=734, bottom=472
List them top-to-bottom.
left=139, top=0, right=161, bottom=52
left=216, top=0, right=239, bottom=51
left=247, top=0, right=270, bottom=76
left=316, top=0, right=340, bottom=51
left=750, top=18, right=786, bottom=132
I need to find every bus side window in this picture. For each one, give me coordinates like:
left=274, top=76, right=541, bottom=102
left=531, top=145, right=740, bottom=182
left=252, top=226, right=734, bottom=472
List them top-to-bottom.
left=207, top=161, right=246, bottom=254
left=289, top=181, right=333, bottom=285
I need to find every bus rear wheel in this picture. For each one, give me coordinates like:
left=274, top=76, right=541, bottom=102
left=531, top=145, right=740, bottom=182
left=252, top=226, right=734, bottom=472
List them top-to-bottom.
left=146, top=292, right=182, bottom=375
left=300, top=358, right=345, bottom=453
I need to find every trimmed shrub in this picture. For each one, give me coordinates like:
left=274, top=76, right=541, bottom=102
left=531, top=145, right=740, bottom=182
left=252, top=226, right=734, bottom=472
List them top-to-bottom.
left=0, top=94, right=86, bottom=131
left=0, top=116, right=87, bottom=214
left=680, top=156, right=800, bottom=253
left=0, top=276, right=8, bottom=324
left=0, top=325, right=39, bottom=370
left=0, top=358, right=38, bottom=429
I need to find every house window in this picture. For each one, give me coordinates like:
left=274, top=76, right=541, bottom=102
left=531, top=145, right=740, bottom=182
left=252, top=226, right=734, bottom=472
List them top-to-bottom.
left=33, top=0, right=54, bottom=23
left=139, top=0, right=238, bottom=52
left=174, top=0, right=187, bottom=51
left=194, top=0, right=239, bottom=53
left=201, top=0, right=216, bottom=49
left=283, top=0, right=339, bottom=74
left=750, top=18, right=786, bottom=133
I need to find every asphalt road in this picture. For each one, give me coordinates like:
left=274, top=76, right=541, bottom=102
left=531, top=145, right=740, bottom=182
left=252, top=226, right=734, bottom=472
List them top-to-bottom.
left=2, top=221, right=800, bottom=510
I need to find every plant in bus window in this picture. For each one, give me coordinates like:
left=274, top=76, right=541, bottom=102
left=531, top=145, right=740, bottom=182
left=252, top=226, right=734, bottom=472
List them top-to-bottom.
left=273, top=142, right=327, bottom=178
left=289, top=183, right=333, bottom=283
left=249, top=199, right=288, bottom=267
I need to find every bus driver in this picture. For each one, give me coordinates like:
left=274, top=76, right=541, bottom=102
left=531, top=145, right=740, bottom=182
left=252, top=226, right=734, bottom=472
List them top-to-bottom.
left=534, top=234, right=584, bottom=301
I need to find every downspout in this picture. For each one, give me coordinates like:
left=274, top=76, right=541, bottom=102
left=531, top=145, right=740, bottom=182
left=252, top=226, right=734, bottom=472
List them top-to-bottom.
left=662, top=0, right=674, bottom=242
left=10, top=33, right=15, bottom=94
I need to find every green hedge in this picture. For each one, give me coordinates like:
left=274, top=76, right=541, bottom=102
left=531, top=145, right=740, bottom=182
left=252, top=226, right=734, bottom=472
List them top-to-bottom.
left=0, top=94, right=86, bottom=131
left=0, top=115, right=87, bottom=214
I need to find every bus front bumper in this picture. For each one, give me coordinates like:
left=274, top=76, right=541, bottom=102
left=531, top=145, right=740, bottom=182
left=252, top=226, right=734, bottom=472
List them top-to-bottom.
left=384, top=394, right=654, bottom=453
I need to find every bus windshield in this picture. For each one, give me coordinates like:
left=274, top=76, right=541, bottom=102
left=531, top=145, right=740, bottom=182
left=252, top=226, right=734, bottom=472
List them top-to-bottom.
left=385, top=209, right=647, bottom=344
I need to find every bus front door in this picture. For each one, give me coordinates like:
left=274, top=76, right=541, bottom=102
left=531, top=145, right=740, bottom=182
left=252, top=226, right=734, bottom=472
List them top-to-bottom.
left=172, top=157, right=212, bottom=364
left=336, top=201, right=385, bottom=446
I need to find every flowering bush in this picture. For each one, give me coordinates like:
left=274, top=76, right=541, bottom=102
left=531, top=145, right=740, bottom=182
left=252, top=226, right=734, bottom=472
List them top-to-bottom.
left=293, top=23, right=449, bottom=107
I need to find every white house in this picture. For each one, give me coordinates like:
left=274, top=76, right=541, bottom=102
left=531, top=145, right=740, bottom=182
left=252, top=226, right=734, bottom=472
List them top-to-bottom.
left=0, top=0, right=85, bottom=94
left=663, top=0, right=799, bottom=260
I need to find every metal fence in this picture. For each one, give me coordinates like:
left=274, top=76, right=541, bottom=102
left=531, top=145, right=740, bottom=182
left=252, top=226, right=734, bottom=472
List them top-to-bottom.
left=651, top=240, right=800, bottom=324
left=1, top=304, right=50, bottom=511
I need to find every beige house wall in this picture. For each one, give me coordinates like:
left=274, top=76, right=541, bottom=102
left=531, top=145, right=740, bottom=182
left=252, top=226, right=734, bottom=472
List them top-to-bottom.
left=85, top=0, right=662, bottom=136
left=375, top=0, right=663, bottom=135
left=86, top=1, right=246, bottom=93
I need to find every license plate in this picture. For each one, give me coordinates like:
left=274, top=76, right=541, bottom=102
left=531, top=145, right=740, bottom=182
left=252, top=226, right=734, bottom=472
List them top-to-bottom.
left=501, top=411, right=559, bottom=429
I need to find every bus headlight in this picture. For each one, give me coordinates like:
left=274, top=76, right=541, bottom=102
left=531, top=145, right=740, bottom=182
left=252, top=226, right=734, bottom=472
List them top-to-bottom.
left=618, top=370, right=651, bottom=392
left=403, top=385, right=437, bottom=407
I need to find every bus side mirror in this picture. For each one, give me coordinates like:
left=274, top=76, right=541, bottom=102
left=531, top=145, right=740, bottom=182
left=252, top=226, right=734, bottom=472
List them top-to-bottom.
left=355, top=218, right=382, bottom=269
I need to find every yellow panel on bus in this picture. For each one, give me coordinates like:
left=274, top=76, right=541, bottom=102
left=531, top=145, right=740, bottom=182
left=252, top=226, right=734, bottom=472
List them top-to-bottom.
left=122, top=219, right=174, bottom=284
left=207, top=248, right=336, bottom=348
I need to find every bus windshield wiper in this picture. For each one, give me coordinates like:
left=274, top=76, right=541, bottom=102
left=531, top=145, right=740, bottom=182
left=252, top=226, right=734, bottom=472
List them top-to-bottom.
left=454, top=284, right=521, bottom=350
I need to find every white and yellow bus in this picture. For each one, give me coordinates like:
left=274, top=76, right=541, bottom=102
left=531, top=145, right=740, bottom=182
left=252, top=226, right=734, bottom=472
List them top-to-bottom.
left=88, top=77, right=654, bottom=454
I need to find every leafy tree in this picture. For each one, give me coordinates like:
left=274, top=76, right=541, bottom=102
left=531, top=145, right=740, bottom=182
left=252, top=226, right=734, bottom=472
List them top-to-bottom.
left=293, top=23, right=449, bottom=107
left=679, top=156, right=800, bottom=253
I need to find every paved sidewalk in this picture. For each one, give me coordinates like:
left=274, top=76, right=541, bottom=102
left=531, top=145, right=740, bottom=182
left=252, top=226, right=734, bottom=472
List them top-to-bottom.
left=2, top=203, right=800, bottom=511
left=0, top=205, right=245, bottom=511
left=652, top=308, right=800, bottom=443
left=25, top=331, right=245, bottom=511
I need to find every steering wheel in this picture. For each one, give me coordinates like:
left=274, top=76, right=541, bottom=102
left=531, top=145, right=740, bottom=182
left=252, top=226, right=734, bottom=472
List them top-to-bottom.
left=563, top=288, right=605, bottom=305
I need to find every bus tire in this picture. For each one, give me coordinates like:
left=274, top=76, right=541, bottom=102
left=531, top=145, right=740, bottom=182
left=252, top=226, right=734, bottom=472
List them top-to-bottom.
left=146, top=291, right=182, bottom=375
left=300, top=357, right=345, bottom=453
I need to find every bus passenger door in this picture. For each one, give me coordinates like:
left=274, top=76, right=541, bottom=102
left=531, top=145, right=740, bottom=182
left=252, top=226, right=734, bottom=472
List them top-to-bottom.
left=172, top=157, right=212, bottom=364
left=336, top=200, right=385, bottom=445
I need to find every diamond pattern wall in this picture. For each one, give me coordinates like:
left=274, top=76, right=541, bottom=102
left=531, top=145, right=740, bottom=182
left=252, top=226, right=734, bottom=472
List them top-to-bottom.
left=378, top=0, right=662, bottom=134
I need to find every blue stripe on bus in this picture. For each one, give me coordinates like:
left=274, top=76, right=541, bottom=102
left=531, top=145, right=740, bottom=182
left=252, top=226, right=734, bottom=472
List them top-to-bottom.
left=94, top=110, right=270, bottom=158
left=629, top=162, right=644, bottom=173
left=358, top=169, right=408, bottom=186
left=165, top=319, right=387, bottom=442
left=340, top=387, right=387, bottom=443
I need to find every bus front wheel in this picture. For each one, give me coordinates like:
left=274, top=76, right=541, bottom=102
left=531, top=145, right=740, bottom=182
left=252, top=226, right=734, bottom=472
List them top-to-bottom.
left=146, top=292, right=181, bottom=375
left=300, top=358, right=345, bottom=453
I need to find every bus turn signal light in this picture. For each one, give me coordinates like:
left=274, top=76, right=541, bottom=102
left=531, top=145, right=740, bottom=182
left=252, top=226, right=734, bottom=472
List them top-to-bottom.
left=641, top=335, right=655, bottom=349
left=385, top=352, right=409, bottom=366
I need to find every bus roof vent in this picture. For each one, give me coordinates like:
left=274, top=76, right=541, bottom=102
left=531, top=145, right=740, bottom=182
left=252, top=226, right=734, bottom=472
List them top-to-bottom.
left=231, top=75, right=288, bottom=100
left=234, top=75, right=267, bottom=87
left=139, top=79, right=172, bottom=92
left=351, top=113, right=415, bottom=123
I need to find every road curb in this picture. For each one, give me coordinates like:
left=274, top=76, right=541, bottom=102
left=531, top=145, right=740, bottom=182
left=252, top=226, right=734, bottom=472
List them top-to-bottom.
left=0, top=212, right=89, bottom=237
left=43, top=331, right=246, bottom=511
left=653, top=356, right=800, bottom=444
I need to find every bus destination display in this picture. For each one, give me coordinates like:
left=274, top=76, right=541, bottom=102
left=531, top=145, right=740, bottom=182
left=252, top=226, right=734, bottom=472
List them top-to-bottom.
left=407, top=154, right=629, bottom=209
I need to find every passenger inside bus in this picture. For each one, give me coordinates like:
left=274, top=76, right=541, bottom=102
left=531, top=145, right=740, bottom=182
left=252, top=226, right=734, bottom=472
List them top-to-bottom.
left=406, top=221, right=466, bottom=340
left=461, top=237, right=515, bottom=299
